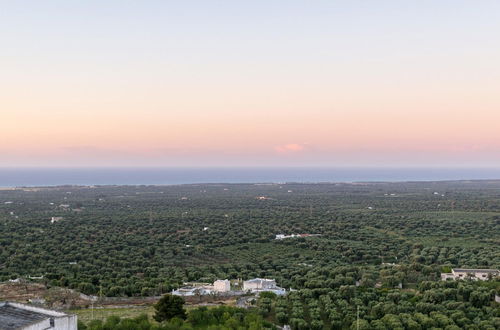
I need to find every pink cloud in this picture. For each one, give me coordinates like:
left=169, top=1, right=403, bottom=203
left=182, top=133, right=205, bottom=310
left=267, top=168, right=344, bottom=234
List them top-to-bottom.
left=274, top=143, right=306, bottom=153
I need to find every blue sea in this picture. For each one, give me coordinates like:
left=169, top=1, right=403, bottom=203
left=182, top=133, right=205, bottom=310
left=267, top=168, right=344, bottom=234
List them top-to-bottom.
left=1, top=167, right=500, bottom=187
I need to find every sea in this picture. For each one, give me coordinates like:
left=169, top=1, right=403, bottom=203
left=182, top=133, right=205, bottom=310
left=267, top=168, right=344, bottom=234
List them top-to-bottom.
left=1, top=167, right=500, bottom=187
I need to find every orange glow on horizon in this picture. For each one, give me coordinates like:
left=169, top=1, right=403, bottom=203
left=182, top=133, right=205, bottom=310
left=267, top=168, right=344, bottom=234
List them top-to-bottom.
left=2, top=1, right=500, bottom=166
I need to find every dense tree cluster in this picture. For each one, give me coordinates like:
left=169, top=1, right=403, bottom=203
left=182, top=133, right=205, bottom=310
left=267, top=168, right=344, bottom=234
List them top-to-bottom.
left=0, top=182, right=498, bottom=296
left=0, top=182, right=499, bottom=328
left=79, top=281, right=499, bottom=329
left=263, top=281, right=499, bottom=329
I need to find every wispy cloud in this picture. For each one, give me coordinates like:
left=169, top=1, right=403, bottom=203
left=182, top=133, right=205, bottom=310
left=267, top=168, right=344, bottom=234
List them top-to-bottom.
left=274, top=143, right=306, bottom=154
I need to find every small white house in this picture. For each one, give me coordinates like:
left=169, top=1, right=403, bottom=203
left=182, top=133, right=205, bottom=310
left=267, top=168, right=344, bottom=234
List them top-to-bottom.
left=51, top=217, right=64, bottom=223
left=213, top=279, right=231, bottom=292
left=0, top=302, right=77, bottom=330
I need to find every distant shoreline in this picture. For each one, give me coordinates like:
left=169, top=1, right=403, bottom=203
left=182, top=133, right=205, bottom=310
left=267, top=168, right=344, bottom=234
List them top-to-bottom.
left=1, top=167, right=500, bottom=188
left=2, top=179, right=500, bottom=189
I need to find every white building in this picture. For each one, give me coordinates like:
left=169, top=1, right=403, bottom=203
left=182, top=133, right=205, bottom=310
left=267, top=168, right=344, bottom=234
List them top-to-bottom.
left=51, top=217, right=63, bottom=224
left=275, top=234, right=320, bottom=240
left=441, top=268, right=499, bottom=281
left=242, top=278, right=287, bottom=295
left=243, top=278, right=277, bottom=291
left=213, top=279, right=230, bottom=292
left=171, top=287, right=212, bottom=296
left=0, top=302, right=77, bottom=330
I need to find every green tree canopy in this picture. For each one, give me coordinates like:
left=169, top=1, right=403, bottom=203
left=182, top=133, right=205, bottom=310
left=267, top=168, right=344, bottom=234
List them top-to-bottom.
left=154, top=294, right=187, bottom=322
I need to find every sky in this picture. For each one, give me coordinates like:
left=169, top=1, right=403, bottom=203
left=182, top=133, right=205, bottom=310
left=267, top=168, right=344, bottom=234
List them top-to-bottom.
left=1, top=1, right=500, bottom=167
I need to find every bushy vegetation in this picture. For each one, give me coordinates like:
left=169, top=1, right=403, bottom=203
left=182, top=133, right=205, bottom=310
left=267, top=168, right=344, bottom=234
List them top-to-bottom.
left=1, top=181, right=499, bottom=328
left=261, top=280, right=499, bottom=329
left=79, top=306, right=275, bottom=329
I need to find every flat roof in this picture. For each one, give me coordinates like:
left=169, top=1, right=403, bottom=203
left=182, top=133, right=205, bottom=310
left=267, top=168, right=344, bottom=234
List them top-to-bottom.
left=453, top=269, right=499, bottom=273
left=244, top=278, right=275, bottom=283
left=0, top=303, right=50, bottom=330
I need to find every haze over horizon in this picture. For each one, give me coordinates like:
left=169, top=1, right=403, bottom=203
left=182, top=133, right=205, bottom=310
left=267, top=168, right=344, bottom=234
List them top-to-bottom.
left=2, top=1, right=500, bottom=167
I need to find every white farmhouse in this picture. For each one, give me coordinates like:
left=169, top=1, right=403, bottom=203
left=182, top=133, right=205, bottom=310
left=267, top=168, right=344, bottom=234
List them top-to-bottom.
left=441, top=268, right=499, bottom=281
left=243, top=278, right=276, bottom=291
left=243, top=278, right=287, bottom=295
left=213, top=279, right=231, bottom=292
left=0, top=302, right=77, bottom=330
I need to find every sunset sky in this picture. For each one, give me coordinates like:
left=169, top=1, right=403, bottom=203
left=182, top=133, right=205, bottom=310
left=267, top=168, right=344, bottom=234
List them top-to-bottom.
left=1, top=1, right=500, bottom=167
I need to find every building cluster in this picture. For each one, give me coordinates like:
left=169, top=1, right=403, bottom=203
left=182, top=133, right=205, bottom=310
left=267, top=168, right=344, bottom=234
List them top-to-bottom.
left=441, top=268, right=499, bottom=281
left=173, top=278, right=287, bottom=297
left=172, top=279, right=231, bottom=296
left=0, top=301, right=77, bottom=330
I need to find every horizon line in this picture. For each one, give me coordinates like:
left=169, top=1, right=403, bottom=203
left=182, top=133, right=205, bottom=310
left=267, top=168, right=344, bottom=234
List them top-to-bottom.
left=2, top=165, right=500, bottom=170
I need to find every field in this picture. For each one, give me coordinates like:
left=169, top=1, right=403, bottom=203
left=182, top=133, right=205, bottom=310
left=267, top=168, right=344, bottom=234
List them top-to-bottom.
left=71, top=306, right=155, bottom=323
